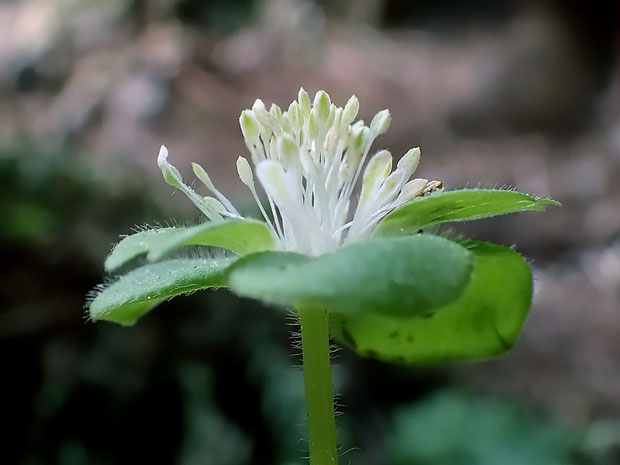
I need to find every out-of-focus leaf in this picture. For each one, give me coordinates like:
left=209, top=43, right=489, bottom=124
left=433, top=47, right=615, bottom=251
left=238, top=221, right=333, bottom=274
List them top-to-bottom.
left=375, top=189, right=559, bottom=237
left=227, top=234, right=473, bottom=317
left=331, top=241, right=532, bottom=363
left=90, top=257, right=234, bottom=325
left=387, top=390, right=578, bottom=465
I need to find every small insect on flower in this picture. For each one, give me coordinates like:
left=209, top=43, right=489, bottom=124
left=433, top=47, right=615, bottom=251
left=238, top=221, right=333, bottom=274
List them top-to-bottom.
left=419, top=180, right=444, bottom=197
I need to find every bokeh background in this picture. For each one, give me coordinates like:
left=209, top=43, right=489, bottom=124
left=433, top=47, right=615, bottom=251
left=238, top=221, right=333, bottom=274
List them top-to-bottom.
left=2, top=0, right=619, bottom=464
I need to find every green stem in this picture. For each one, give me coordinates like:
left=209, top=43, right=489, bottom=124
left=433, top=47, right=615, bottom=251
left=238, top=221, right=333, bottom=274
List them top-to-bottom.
left=298, top=307, right=338, bottom=465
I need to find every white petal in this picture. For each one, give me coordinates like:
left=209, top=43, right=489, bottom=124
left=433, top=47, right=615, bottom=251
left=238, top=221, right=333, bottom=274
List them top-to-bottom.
left=298, top=87, right=311, bottom=116
left=313, top=90, right=331, bottom=122
left=342, top=95, right=359, bottom=126
left=252, top=99, right=266, bottom=112
left=270, top=103, right=283, bottom=123
left=370, top=109, right=391, bottom=135
left=239, top=110, right=261, bottom=148
left=277, top=133, right=298, bottom=167
left=157, top=144, right=169, bottom=165
left=157, top=145, right=182, bottom=188
left=156, top=146, right=222, bottom=221
left=397, top=147, right=421, bottom=176
left=358, top=149, right=393, bottom=208
left=236, top=156, right=254, bottom=187
left=255, top=160, right=302, bottom=214
left=191, top=162, right=215, bottom=191
left=192, top=162, right=239, bottom=215
left=375, top=167, right=409, bottom=207
left=395, top=178, right=428, bottom=205
left=203, top=197, right=228, bottom=215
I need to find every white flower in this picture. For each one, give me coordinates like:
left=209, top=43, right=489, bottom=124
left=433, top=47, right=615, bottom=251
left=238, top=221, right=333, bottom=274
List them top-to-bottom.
left=158, top=88, right=442, bottom=256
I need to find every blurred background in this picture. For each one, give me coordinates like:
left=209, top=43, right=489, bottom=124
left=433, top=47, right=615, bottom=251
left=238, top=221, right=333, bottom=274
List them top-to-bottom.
left=2, top=0, right=619, bottom=464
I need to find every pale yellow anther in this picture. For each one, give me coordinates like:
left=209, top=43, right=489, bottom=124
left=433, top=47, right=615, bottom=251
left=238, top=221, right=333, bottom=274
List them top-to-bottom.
left=298, top=87, right=311, bottom=116
left=313, top=90, right=331, bottom=123
left=342, top=95, right=359, bottom=126
left=370, top=109, right=391, bottom=135
left=239, top=110, right=261, bottom=144
left=278, top=133, right=298, bottom=166
left=397, top=147, right=421, bottom=174
left=359, top=150, right=393, bottom=207
left=236, top=156, right=254, bottom=187
left=191, top=162, right=215, bottom=191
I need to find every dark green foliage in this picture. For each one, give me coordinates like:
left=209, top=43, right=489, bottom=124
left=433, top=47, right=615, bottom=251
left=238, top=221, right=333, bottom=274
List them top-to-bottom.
left=386, top=390, right=579, bottom=465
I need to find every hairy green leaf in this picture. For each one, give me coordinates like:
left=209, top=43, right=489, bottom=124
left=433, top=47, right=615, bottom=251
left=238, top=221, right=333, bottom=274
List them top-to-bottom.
left=375, top=189, right=559, bottom=237
left=105, top=219, right=274, bottom=271
left=147, top=219, right=275, bottom=261
left=105, top=228, right=179, bottom=271
left=227, top=234, right=473, bottom=317
left=331, top=241, right=532, bottom=363
left=90, top=257, right=234, bottom=325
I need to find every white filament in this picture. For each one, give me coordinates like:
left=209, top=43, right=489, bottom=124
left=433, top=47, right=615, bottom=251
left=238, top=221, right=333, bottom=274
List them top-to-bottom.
left=158, top=89, right=436, bottom=256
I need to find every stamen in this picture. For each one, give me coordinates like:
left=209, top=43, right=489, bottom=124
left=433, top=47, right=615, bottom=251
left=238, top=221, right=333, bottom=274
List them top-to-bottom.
left=159, top=90, right=429, bottom=255
left=157, top=145, right=223, bottom=222
left=356, top=149, right=393, bottom=213
left=236, top=156, right=278, bottom=236
left=256, top=160, right=302, bottom=223
left=191, top=162, right=240, bottom=216
left=268, top=195, right=285, bottom=242
left=203, top=197, right=243, bottom=219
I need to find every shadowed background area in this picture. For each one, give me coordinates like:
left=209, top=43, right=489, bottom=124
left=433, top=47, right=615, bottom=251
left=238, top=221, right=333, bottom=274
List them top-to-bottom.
left=1, top=0, right=619, bottom=464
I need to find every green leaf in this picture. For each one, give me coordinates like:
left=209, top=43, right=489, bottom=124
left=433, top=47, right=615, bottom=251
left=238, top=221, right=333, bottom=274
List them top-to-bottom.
left=375, top=189, right=560, bottom=237
left=105, top=219, right=274, bottom=271
left=147, top=219, right=275, bottom=261
left=105, top=228, right=181, bottom=271
left=227, top=234, right=473, bottom=317
left=331, top=241, right=532, bottom=364
left=90, top=257, right=234, bottom=325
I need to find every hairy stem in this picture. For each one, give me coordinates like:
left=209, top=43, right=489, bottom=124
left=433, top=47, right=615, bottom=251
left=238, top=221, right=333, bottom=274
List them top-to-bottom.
left=298, top=307, right=338, bottom=465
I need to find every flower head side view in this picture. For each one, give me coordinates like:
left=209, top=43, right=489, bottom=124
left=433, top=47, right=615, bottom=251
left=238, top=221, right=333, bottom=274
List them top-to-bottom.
left=89, top=88, right=559, bottom=465
left=158, top=88, right=442, bottom=256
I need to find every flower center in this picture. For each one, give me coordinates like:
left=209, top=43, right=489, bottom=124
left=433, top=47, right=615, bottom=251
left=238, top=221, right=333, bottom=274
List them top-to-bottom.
left=158, top=88, right=440, bottom=256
